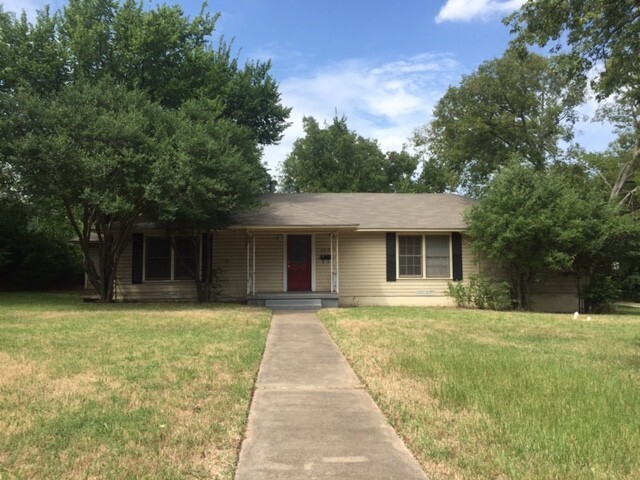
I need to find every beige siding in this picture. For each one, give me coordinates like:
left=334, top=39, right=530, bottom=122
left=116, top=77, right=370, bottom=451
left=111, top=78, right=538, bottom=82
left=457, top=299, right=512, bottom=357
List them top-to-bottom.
left=109, top=227, right=577, bottom=311
left=112, top=229, right=246, bottom=302
left=213, top=230, right=247, bottom=301
left=338, top=232, right=472, bottom=307
left=252, top=233, right=332, bottom=293
left=255, top=233, right=284, bottom=293
left=115, top=234, right=196, bottom=301
left=315, top=234, right=332, bottom=292
left=462, top=235, right=481, bottom=278
left=84, top=245, right=100, bottom=290
left=472, top=250, right=579, bottom=312
left=530, top=275, right=578, bottom=312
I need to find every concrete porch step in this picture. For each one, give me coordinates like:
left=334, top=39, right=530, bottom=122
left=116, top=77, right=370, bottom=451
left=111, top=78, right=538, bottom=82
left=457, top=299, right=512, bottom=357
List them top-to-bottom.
left=265, top=298, right=323, bottom=310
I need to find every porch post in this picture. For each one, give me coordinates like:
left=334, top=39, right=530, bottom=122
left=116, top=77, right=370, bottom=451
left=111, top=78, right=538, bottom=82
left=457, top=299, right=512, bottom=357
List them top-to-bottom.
left=246, top=232, right=255, bottom=295
left=331, top=232, right=339, bottom=294
left=330, top=233, right=334, bottom=293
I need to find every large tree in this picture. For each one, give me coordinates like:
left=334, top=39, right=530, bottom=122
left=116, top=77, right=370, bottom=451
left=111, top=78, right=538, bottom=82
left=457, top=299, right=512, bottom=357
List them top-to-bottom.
left=508, top=0, right=640, bottom=206
left=0, top=1, right=290, bottom=302
left=413, top=48, right=584, bottom=196
left=588, top=98, right=640, bottom=207
left=148, top=99, right=269, bottom=301
left=280, top=115, right=418, bottom=192
left=466, top=163, right=637, bottom=311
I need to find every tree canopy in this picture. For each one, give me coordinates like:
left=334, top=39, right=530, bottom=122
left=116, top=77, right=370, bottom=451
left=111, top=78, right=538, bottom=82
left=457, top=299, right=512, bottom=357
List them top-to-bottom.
left=0, top=0, right=290, bottom=301
left=508, top=0, right=640, bottom=206
left=413, top=48, right=584, bottom=196
left=280, top=115, right=418, bottom=193
left=466, top=163, right=638, bottom=311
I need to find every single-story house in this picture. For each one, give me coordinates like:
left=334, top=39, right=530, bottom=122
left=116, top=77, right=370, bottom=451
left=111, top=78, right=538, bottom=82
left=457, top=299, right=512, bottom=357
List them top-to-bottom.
left=105, top=193, right=578, bottom=311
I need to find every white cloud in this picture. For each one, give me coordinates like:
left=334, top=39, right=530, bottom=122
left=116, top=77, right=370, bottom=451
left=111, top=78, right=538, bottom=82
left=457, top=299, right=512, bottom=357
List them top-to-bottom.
left=2, top=0, right=64, bottom=20
left=2, top=0, right=65, bottom=22
left=2, top=0, right=40, bottom=19
left=435, top=0, right=525, bottom=24
left=262, top=53, right=463, bottom=175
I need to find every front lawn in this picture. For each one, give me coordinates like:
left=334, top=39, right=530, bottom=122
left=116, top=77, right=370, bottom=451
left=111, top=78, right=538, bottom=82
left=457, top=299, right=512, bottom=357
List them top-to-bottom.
left=0, top=293, right=270, bottom=480
left=320, top=307, right=640, bottom=480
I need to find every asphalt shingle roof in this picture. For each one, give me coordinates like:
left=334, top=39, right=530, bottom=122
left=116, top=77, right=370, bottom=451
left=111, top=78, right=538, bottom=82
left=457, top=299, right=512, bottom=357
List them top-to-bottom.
left=232, top=193, right=474, bottom=230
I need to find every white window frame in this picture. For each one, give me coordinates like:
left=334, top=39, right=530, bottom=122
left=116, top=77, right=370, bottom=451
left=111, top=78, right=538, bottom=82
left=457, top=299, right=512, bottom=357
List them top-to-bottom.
left=396, top=233, right=453, bottom=280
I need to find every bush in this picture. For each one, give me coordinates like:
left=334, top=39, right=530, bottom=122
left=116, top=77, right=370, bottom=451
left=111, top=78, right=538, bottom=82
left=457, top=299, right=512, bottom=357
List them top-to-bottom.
left=0, top=198, right=83, bottom=291
left=620, top=271, right=640, bottom=303
left=448, top=275, right=513, bottom=310
left=583, top=275, right=621, bottom=313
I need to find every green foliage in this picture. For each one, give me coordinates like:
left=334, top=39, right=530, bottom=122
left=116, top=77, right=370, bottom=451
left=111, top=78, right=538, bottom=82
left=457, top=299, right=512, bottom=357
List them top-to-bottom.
left=0, top=0, right=290, bottom=301
left=508, top=0, right=640, bottom=207
left=508, top=0, right=639, bottom=102
left=413, top=48, right=584, bottom=195
left=587, top=99, right=640, bottom=207
left=280, top=115, right=418, bottom=192
left=466, top=163, right=638, bottom=312
left=0, top=197, right=83, bottom=290
left=620, top=272, right=640, bottom=302
left=448, top=275, right=513, bottom=310
left=583, top=275, right=620, bottom=313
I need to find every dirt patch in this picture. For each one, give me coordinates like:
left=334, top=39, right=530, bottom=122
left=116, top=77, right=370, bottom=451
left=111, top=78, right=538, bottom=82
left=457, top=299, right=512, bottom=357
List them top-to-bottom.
left=0, top=352, right=37, bottom=387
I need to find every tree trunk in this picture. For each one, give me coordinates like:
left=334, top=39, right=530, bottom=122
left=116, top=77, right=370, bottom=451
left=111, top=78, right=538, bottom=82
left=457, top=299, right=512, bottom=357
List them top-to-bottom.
left=611, top=115, right=640, bottom=205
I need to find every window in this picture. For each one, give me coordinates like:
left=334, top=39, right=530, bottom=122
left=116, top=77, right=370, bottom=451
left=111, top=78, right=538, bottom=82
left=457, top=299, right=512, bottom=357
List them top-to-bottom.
left=397, top=234, right=451, bottom=279
left=399, top=235, right=422, bottom=277
left=145, top=236, right=198, bottom=281
left=426, top=236, right=450, bottom=278
left=146, top=237, right=172, bottom=280
left=174, top=238, right=197, bottom=280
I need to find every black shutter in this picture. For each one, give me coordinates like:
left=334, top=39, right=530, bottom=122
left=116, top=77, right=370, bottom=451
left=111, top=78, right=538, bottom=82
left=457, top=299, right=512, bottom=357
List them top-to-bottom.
left=201, top=232, right=211, bottom=283
left=386, top=232, right=396, bottom=282
left=452, top=232, right=463, bottom=281
left=131, top=233, right=143, bottom=284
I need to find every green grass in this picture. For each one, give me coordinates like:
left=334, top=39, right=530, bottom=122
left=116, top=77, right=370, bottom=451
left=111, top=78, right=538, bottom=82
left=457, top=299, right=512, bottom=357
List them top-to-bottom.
left=0, top=292, right=271, bottom=480
left=320, top=307, right=640, bottom=480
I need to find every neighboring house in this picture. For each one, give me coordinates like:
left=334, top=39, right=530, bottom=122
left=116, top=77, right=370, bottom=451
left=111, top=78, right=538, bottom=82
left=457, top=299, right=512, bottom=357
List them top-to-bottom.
left=106, top=193, right=578, bottom=311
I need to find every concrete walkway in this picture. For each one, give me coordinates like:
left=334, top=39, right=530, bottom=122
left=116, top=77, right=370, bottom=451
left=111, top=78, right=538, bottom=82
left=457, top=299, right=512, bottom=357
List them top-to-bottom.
left=235, top=311, right=427, bottom=480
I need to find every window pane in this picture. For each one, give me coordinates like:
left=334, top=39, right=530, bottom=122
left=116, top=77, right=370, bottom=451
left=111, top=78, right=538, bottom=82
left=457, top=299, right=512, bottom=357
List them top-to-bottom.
left=399, top=236, right=422, bottom=277
left=426, top=236, right=450, bottom=278
left=146, top=237, right=171, bottom=280
left=174, top=237, right=197, bottom=280
left=292, top=239, right=309, bottom=264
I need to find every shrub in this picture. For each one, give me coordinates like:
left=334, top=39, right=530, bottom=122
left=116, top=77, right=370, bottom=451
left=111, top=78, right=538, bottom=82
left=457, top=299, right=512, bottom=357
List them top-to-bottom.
left=620, top=271, right=640, bottom=303
left=448, top=274, right=513, bottom=310
left=583, top=275, right=621, bottom=313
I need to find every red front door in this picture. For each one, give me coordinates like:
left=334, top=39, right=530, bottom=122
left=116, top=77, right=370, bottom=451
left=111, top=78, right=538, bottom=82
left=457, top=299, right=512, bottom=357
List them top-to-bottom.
left=287, top=235, right=312, bottom=291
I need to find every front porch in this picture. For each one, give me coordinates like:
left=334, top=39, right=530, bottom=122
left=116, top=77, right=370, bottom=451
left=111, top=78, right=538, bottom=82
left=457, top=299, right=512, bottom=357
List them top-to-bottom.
left=243, top=230, right=345, bottom=309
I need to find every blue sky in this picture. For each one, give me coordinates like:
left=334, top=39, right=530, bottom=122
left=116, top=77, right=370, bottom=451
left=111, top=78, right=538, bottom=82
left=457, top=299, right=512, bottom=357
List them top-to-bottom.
left=7, top=0, right=615, bottom=174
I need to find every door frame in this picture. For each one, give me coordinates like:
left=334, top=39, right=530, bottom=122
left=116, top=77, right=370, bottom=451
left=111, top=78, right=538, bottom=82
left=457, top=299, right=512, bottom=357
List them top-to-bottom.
left=283, top=234, right=315, bottom=292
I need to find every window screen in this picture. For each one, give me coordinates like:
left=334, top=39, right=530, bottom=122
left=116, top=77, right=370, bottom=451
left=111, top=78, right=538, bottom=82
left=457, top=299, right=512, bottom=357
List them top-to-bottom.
left=426, top=235, right=450, bottom=278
